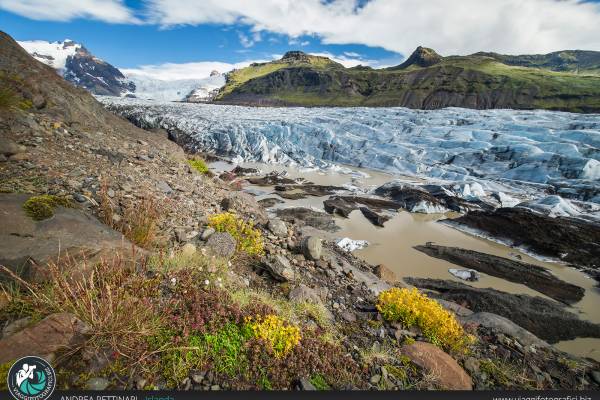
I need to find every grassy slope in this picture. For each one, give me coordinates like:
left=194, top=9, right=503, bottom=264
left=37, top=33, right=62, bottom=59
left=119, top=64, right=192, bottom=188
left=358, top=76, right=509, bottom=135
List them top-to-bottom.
left=216, top=54, right=600, bottom=112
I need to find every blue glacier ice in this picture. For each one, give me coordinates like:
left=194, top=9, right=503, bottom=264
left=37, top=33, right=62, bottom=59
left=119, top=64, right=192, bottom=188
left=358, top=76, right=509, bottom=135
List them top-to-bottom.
left=99, top=97, right=600, bottom=214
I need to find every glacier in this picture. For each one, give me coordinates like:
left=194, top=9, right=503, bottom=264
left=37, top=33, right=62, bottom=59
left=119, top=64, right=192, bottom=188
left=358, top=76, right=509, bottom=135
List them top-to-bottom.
left=99, top=97, right=600, bottom=210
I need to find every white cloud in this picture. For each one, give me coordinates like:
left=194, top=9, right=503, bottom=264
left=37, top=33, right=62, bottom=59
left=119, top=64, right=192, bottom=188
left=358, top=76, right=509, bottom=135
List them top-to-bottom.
left=0, top=0, right=137, bottom=23
left=145, top=0, right=600, bottom=55
left=310, top=52, right=377, bottom=68
left=121, top=58, right=271, bottom=81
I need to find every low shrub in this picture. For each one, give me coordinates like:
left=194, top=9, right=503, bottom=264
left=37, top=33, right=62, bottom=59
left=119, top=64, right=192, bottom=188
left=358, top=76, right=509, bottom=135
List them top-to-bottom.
left=0, top=86, right=18, bottom=109
left=187, top=158, right=210, bottom=174
left=98, top=183, right=165, bottom=248
left=22, top=195, right=72, bottom=221
left=208, top=212, right=264, bottom=256
left=376, top=287, right=474, bottom=352
left=246, top=314, right=301, bottom=358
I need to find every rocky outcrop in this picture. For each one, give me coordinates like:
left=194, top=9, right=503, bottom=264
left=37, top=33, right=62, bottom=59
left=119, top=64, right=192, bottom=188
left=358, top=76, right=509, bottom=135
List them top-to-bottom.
left=392, top=46, right=442, bottom=69
left=215, top=47, right=600, bottom=113
left=0, top=193, right=138, bottom=281
left=275, top=207, right=339, bottom=232
left=445, top=208, right=600, bottom=269
left=414, top=244, right=585, bottom=304
left=405, top=278, right=600, bottom=343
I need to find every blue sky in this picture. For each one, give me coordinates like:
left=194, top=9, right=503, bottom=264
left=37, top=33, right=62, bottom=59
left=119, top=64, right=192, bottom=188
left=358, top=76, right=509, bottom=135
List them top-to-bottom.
left=2, top=0, right=600, bottom=79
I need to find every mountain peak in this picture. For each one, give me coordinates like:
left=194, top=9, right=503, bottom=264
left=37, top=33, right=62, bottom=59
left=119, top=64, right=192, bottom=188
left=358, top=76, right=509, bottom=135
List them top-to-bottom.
left=394, top=46, right=442, bottom=69
left=281, top=51, right=310, bottom=62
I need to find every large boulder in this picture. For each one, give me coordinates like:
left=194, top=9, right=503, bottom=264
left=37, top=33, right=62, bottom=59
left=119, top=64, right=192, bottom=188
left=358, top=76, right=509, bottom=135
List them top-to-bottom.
left=0, top=137, right=26, bottom=157
left=220, top=192, right=268, bottom=225
left=0, top=193, right=139, bottom=281
left=267, top=218, right=288, bottom=238
left=205, top=232, right=236, bottom=258
left=301, top=236, right=322, bottom=261
left=262, top=254, right=295, bottom=282
left=373, top=264, right=397, bottom=283
left=0, top=313, right=90, bottom=363
left=401, top=342, right=473, bottom=390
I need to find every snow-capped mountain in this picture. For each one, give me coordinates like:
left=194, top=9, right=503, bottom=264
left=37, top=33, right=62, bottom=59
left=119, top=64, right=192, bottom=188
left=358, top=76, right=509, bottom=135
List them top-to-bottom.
left=17, top=39, right=225, bottom=101
left=18, top=39, right=135, bottom=96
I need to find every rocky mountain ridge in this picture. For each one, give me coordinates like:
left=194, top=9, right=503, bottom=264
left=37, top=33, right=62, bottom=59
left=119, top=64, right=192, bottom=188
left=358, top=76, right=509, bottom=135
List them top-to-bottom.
left=215, top=48, right=600, bottom=112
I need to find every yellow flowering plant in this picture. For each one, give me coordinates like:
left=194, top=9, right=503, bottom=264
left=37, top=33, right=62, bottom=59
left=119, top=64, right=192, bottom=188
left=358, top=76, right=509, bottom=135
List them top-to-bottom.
left=208, top=212, right=264, bottom=255
left=376, top=287, right=474, bottom=352
left=246, top=315, right=301, bottom=358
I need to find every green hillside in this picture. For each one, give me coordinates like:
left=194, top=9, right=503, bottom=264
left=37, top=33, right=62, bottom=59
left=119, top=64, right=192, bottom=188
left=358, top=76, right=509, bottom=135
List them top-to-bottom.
left=214, top=48, right=600, bottom=113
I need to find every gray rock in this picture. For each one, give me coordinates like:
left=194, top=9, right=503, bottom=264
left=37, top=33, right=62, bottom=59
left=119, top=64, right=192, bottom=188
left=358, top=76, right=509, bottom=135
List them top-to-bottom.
left=0, top=138, right=26, bottom=156
left=158, top=180, right=173, bottom=194
left=220, top=192, right=268, bottom=225
left=0, top=193, right=139, bottom=282
left=73, top=193, right=87, bottom=203
left=267, top=218, right=288, bottom=237
left=201, top=227, right=215, bottom=240
left=205, top=232, right=236, bottom=258
left=302, top=236, right=322, bottom=260
left=263, top=254, right=295, bottom=282
left=289, top=284, right=321, bottom=304
left=340, top=311, right=357, bottom=323
left=459, top=312, right=548, bottom=347
left=590, top=371, right=600, bottom=385
left=86, top=377, right=110, bottom=390
left=297, top=377, right=316, bottom=390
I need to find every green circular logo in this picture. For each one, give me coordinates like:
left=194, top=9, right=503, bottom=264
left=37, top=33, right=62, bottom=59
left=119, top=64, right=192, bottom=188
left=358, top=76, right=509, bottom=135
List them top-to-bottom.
left=7, top=356, right=56, bottom=400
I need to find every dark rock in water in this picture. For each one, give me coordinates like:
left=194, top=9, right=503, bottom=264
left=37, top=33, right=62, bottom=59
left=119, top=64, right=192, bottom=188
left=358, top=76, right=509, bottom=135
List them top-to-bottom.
left=231, top=165, right=259, bottom=176
left=247, top=173, right=296, bottom=186
left=374, top=182, right=490, bottom=213
left=276, top=184, right=344, bottom=198
left=274, top=190, right=307, bottom=200
left=323, top=195, right=401, bottom=225
left=324, top=196, right=356, bottom=217
left=257, top=197, right=285, bottom=208
left=275, top=207, right=339, bottom=232
left=359, top=207, right=389, bottom=227
left=445, top=208, right=600, bottom=268
left=414, top=244, right=585, bottom=304
left=404, top=278, right=600, bottom=343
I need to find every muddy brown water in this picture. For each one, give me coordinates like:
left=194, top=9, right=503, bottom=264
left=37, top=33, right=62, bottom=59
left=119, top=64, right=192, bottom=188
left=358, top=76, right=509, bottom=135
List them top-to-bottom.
left=211, top=161, right=600, bottom=361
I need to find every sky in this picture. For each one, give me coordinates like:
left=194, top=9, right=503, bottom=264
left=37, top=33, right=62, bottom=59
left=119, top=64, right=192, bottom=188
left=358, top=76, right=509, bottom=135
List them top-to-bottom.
left=2, top=0, right=600, bottom=80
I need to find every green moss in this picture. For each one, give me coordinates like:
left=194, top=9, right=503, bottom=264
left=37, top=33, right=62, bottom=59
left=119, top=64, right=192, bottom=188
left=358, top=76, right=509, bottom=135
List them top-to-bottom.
left=187, top=158, right=209, bottom=174
left=22, top=195, right=72, bottom=221
left=309, top=374, right=331, bottom=390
